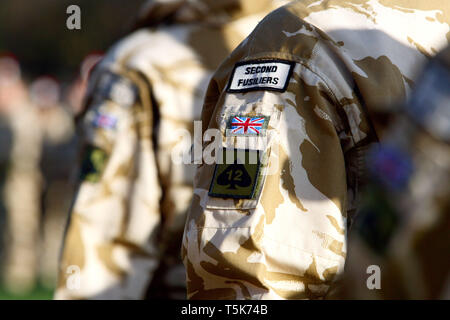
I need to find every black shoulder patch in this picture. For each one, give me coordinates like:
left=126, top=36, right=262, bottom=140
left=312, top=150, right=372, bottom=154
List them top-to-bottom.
left=209, top=149, right=261, bottom=199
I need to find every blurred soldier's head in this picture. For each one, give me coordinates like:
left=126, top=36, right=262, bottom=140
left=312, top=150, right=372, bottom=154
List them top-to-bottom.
left=0, top=54, right=27, bottom=112
left=30, top=76, right=60, bottom=111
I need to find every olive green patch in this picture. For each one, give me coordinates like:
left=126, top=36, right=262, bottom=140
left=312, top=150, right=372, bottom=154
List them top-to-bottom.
left=79, top=145, right=108, bottom=183
left=209, top=149, right=261, bottom=199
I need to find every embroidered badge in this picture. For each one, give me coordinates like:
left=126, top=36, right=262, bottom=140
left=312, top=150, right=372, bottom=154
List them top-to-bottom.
left=226, top=59, right=295, bottom=93
left=92, top=112, right=117, bottom=130
left=226, top=115, right=269, bottom=136
left=79, top=145, right=108, bottom=183
left=209, top=149, right=261, bottom=199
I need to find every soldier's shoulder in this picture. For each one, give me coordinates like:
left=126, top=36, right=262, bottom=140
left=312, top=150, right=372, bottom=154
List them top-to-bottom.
left=234, top=0, right=450, bottom=60
left=227, top=1, right=333, bottom=67
left=211, top=2, right=321, bottom=88
left=245, top=2, right=309, bottom=53
left=82, top=25, right=205, bottom=116
left=85, top=26, right=195, bottom=99
left=107, top=26, right=201, bottom=75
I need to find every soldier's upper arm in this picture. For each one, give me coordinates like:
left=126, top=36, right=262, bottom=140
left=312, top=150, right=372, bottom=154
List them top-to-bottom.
left=183, top=54, right=376, bottom=299
left=56, top=68, right=162, bottom=299
left=78, top=71, right=140, bottom=182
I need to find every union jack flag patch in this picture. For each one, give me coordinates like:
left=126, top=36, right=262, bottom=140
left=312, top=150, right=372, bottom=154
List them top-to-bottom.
left=92, top=112, right=118, bottom=130
left=226, top=115, right=269, bottom=136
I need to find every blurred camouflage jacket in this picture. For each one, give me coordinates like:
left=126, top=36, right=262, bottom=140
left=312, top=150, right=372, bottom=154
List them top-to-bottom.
left=55, top=0, right=290, bottom=299
left=182, top=0, right=450, bottom=299
left=346, top=45, right=450, bottom=299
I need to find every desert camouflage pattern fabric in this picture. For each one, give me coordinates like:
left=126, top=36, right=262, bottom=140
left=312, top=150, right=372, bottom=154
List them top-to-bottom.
left=54, top=0, right=290, bottom=299
left=182, top=0, right=450, bottom=299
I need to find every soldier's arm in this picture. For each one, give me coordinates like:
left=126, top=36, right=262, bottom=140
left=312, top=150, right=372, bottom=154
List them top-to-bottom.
left=182, top=22, right=377, bottom=299
left=54, top=68, right=162, bottom=299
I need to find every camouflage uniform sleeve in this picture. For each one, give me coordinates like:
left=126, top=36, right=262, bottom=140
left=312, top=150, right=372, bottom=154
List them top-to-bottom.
left=182, top=40, right=377, bottom=299
left=54, top=69, right=162, bottom=299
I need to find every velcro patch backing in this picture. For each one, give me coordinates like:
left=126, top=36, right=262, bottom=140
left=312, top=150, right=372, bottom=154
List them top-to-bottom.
left=226, top=59, right=295, bottom=93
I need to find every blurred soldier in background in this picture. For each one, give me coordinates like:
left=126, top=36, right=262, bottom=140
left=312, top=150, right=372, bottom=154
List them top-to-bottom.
left=55, top=0, right=291, bottom=299
left=181, top=1, right=449, bottom=299
left=345, top=45, right=450, bottom=299
left=0, top=55, right=42, bottom=294
left=0, top=59, right=14, bottom=266
left=29, top=76, right=77, bottom=290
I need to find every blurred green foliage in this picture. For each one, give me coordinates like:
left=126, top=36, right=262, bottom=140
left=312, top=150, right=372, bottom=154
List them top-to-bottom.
left=0, top=284, right=53, bottom=300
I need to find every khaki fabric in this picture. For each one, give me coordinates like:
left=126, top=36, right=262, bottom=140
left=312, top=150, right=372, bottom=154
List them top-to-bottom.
left=55, top=0, right=290, bottom=300
left=182, top=0, right=449, bottom=299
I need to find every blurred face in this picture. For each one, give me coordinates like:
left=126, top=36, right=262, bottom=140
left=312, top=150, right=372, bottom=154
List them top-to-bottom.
left=0, top=57, right=26, bottom=111
left=0, top=57, right=21, bottom=86
left=30, top=77, right=60, bottom=109
left=0, top=83, right=26, bottom=110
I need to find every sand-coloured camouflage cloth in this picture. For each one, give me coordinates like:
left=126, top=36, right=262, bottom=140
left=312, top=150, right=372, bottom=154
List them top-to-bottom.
left=54, top=0, right=291, bottom=299
left=182, top=0, right=450, bottom=299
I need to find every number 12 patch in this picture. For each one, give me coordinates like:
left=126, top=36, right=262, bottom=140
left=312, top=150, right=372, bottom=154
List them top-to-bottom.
left=209, top=149, right=261, bottom=199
